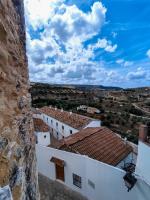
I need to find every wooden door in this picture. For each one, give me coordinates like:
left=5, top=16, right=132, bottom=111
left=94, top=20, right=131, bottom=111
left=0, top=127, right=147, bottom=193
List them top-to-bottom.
left=56, top=164, right=65, bottom=182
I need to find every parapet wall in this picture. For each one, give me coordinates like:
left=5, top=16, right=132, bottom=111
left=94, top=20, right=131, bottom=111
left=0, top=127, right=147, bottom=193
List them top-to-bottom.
left=0, top=0, right=39, bottom=199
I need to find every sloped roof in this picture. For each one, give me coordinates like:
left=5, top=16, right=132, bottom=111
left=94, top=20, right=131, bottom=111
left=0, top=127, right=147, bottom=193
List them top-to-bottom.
left=40, top=107, right=95, bottom=130
left=33, top=118, right=49, bottom=132
left=59, top=127, right=132, bottom=166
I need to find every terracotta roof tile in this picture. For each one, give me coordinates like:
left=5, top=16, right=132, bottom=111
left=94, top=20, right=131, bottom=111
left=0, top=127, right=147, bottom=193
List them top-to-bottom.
left=40, top=107, right=94, bottom=130
left=33, top=118, right=49, bottom=132
left=59, top=127, right=132, bottom=166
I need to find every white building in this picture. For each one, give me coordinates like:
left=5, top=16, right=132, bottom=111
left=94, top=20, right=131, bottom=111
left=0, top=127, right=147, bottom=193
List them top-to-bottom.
left=77, top=105, right=101, bottom=114
left=33, top=106, right=101, bottom=140
left=33, top=118, right=51, bottom=146
left=135, top=125, right=150, bottom=184
left=36, top=126, right=150, bottom=200
left=57, top=127, right=136, bottom=168
left=36, top=144, right=150, bottom=200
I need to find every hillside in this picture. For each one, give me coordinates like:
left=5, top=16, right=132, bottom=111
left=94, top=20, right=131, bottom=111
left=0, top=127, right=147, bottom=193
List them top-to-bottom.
left=30, top=82, right=150, bottom=144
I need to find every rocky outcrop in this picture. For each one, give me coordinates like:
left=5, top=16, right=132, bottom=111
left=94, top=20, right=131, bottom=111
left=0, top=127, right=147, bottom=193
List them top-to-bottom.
left=0, top=0, right=39, bottom=199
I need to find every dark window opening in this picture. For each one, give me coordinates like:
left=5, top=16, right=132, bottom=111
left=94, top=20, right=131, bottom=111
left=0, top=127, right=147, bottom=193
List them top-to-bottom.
left=70, top=130, right=72, bottom=134
left=73, top=173, right=82, bottom=188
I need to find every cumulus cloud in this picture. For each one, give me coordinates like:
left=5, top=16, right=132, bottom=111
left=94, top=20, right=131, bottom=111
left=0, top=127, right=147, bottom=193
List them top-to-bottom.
left=24, top=0, right=121, bottom=85
left=25, top=0, right=64, bottom=29
left=42, top=1, right=107, bottom=44
left=90, top=39, right=117, bottom=53
left=127, top=68, right=146, bottom=80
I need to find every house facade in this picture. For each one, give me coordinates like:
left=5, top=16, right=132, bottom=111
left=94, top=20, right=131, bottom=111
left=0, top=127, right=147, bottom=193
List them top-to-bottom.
left=33, top=106, right=101, bottom=140
left=34, top=111, right=150, bottom=200
left=33, top=118, right=51, bottom=146
left=135, top=125, right=150, bottom=184
left=36, top=145, right=150, bottom=200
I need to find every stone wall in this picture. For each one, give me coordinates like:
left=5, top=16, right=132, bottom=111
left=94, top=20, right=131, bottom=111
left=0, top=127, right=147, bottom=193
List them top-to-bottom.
left=0, top=0, right=39, bottom=199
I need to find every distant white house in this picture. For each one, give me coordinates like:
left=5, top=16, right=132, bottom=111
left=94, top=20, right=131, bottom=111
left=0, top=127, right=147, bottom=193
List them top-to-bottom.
left=77, top=105, right=101, bottom=114
left=77, top=105, right=88, bottom=111
left=33, top=106, right=101, bottom=140
left=33, top=118, right=51, bottom=146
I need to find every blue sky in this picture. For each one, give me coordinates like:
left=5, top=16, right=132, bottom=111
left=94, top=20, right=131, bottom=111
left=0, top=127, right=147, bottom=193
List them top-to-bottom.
left=25, top=0, right=150, bottom=88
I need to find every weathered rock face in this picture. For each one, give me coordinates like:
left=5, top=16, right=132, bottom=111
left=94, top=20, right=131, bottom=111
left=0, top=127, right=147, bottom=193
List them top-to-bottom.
left=0, top=0, right=39, bottom=199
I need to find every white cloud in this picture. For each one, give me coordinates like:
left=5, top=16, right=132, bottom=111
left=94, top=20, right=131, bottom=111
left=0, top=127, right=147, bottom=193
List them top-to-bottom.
left=24, top=0, right=64, bottom=29
left=25, top=0, right=121, bottom=85
left=42, top=1, right=107, bottom=44
left=112, top=31, right=117, bottom=38
left=89, top=38, right=117, bottom=53
left=105, top=44, right=117, bottom=53
left=146, top=49, right=150, bottom=58
left=116, top=59, right=133, bottom=67
left=116, top=59, right=124, bottom=64
left=124, top=61, right=133, bottom=67
left=127, top=68, right=146, bottom=80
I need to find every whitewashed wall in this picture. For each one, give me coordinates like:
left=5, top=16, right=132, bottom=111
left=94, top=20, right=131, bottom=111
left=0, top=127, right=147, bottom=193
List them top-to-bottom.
left=34, top=113, right=101, bottom=140
left=85, top=120, right=101, bottom=128
left=35, top=131, right=50, bottom=146
left=136, top=141, right=150, bottom=184
left=36, top=145, right=150, bottom=200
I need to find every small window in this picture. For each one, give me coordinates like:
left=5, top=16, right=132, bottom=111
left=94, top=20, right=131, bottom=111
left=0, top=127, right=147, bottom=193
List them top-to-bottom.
left=47, top=117, right=48, bottom=122
left=51, top=120, right=53, bottom=124
left=56, top=122, right=58, bottom=127
left=62, top=125, right=64, bottom=130
left=51, top=128, right=53, bottom=133
left=70, top=130, right=72, bottom=134
left=57, top=132, right=59, bottom=135
left=44, top=135, right=46, bottom=139
left=62, top=136, right=64, bottom=139
left=73, top=174, right=82, bottom=188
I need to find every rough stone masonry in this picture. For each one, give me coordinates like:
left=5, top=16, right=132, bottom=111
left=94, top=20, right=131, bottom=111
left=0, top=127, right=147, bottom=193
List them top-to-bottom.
left=0, top=0, right=39, bottom=199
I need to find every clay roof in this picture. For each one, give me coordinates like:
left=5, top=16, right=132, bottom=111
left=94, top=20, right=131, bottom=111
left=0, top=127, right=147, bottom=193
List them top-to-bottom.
left=40, top=107, right=94, bottom=130
left=33, top=118, right=49, bottom=132
left=59, top=127, right=132, bottom=166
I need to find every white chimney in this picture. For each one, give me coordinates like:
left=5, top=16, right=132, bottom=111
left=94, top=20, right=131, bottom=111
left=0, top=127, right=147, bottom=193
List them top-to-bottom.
left=55, top=107, right=57, bottom=110
left=61, top=108, right=63, bottom=112
left=70, top=111, right=72, bottom=115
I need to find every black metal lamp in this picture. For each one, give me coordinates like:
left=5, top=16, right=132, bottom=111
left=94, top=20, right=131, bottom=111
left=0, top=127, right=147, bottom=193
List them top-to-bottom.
left=123, top=172, right=137, bottom=192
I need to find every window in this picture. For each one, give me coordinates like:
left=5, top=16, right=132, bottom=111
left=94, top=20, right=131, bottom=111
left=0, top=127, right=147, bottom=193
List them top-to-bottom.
left=47, top=117, right=48, bottom=122
left=51, top=120, right=53, bottom=124
left=56, top=122, right=58, bottom=127
left=62, top=125, right=64, bottom=130
left=70, top=130, right=72, bottom=134
left=57, top=132, right=59, bottom=135
left=44, top=135, right=46, bottom=139
left=62, top=136, right=64, bottom=139
left=73, top=174, right=82, bottom=188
